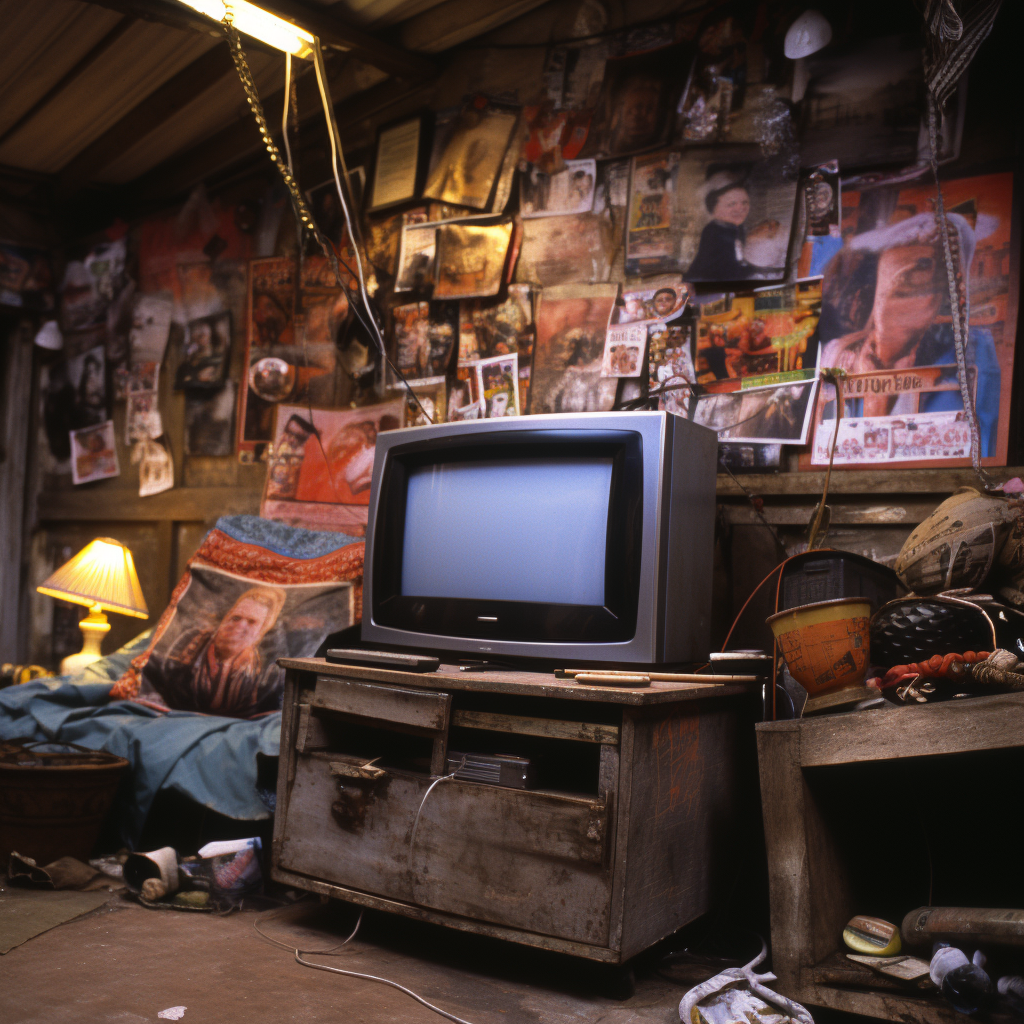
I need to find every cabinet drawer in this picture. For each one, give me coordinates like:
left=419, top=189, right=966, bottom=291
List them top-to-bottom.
left=312, top=675, right=450, bottom=732
left=278, top=751, right=614, bottom=946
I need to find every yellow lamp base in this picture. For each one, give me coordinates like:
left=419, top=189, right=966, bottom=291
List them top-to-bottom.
left=60, top=605, right=111, bottom=678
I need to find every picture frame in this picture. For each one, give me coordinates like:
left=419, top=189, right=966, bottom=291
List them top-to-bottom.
left=368, top=113, right=432, bottom=213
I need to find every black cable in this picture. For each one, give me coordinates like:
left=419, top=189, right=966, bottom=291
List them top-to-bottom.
left=454, top=2, right=719, bottom=51
left=222, top=19, right=430, bottom=424
left=618, top=379, right=701, bottom=411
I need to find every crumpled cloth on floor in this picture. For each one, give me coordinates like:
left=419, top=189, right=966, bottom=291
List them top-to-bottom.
left=7, top=852, right=122, bottom=891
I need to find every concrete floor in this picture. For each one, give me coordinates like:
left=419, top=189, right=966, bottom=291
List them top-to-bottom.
left=0, top=893, right=698, bottom=1023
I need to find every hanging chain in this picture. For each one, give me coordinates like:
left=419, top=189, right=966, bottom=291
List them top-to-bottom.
left=221, top=17, right=431, bottom=423
left=222, top=21, right=339, bottom=270
left=926, top=94, right=997, bottom=491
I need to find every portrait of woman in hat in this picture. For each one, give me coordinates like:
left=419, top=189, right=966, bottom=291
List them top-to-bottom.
left=819, top=210, right=1000, bottom=456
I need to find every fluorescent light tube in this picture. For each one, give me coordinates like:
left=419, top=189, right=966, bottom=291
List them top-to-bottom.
left=178, top=0, right=315, bottom=58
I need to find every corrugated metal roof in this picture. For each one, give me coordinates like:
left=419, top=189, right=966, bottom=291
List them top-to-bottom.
left=0, top=0, right=543, bottom=202
left=0, top=2, right=224, bottom=172
left=98, top=48, right=284, bottom=183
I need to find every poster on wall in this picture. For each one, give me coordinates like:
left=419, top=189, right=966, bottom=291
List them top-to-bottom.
left=422, top=99, right=519, bottom=210
left=627, top=147, right=799, bottom=281
left=804, top=171, right=1016, bottom=468
left=0, top=240, right=53, bottom=309
left=238, top=258, right=344, bottom=460
left=614, top=275, right=690, bottom=325
left=694, top=277, right=822, bottom=384
left=530, top=283, right=619, bottom=413
left=648, top=317, right=697, bottom=417
left=694, top=373, right=819, bottom=445
left=260, top=400, right=405, bottom=535
left=70, top=421, right=119, bottom=485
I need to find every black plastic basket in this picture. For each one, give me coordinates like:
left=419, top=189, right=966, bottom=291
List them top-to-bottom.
left=781, top=550, right=905, bottom=613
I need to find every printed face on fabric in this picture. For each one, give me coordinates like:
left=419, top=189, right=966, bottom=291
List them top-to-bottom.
left=213, top=593, right=279, bottom=660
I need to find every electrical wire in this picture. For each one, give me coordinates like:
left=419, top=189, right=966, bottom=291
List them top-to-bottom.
left=221, top=16, right=430, bottom=423
left=308, top=39, right=431, bottom=424
left=311, top=40, right=375, bottom=341
left=276, top=50, right=346, bottom=505
left=281, top=51, right=294, bottom=174
left=408, top=756, right=466, bottom=875
left=253, top=904, right=478, bottom=1024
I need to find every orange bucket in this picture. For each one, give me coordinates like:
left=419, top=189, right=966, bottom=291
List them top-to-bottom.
left=766, top=597, right=871, bottom=696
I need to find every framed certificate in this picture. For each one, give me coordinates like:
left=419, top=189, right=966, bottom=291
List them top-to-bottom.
left=369, top=114, right=430, bottom=212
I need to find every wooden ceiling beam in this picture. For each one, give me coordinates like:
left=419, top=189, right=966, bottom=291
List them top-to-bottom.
left=84, top=0, right=227, bottom=43
left=87, top=0, right=433, bottom=80
left=253, top=0, right=435, bottom=79
left=399, top=0, right=552, bottom=52
left=0, top=16, right=137, bottom=150
left=55, top=41, right=236, bottom=199
left=125, top=71, right=420, bottom=211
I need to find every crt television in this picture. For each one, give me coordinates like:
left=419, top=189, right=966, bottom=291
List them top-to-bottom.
left=361, top=411, right=717, bottom=666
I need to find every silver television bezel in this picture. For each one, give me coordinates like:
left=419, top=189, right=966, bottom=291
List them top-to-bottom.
left=361, top=410, right=715, bottom=665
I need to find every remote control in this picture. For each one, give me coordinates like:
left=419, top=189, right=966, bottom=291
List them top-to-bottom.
left=325, top=648, right=440, bottom=672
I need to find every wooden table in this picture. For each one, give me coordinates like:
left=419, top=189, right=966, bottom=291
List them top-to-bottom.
left=272, top=657, right=756, bottom=966
left=756, top=692, right=1024, bottom=1024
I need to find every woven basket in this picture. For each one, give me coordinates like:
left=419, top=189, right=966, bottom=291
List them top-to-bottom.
left=0, top=741, right=128, bottom=865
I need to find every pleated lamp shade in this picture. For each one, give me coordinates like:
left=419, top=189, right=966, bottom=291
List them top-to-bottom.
left=37, top=538, right=149, bottom=619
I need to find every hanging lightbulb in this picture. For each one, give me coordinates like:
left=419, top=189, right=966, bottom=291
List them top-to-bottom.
left=176, top=0, right=315, bottom=58
left=784, top=10, right=832, bottom=59
left=34, top=320, right=63, bottom=350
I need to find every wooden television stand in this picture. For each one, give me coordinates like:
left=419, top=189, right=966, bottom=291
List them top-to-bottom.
left=272, top=657, right=756, bottom=965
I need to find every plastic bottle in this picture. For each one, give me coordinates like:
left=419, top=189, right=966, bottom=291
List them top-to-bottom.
left=930, top=944, right=994, bottom=1015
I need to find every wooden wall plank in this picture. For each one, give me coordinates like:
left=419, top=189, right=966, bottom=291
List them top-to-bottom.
left=1, top=327, right=33, bottom=662
left=36, top=486, right=260, bottom=521
left=719, top=502, right=938, bottom=526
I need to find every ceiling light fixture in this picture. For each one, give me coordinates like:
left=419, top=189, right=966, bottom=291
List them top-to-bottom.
left=177, top=0, right=315, bottom=58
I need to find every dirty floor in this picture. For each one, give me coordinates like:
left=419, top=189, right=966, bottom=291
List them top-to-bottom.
left=0, top=893, right=704, bottom=1023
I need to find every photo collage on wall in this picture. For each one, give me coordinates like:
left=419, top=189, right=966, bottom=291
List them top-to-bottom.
left=34, top=1, right=1016, bottom=515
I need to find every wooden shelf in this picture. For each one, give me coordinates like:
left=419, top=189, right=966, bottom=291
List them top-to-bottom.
left=716, top=467, right=1024, bottom=497
left=756, top=694, right=1024, bottom=1024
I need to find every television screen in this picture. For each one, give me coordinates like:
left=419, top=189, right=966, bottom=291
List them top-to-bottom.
left=400, top=458, right=614, bottom=606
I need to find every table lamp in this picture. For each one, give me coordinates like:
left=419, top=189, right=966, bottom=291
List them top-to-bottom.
left=37, top=538, right=149, bottom=676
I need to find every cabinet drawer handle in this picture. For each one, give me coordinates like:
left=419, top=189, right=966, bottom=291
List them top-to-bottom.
left=330, top=759, right=387, bottom=780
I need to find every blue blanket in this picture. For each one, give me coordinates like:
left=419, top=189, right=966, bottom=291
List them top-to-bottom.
left=0, top=516, right=362, bottom=848
left=0, top=634, right=281, bottom=846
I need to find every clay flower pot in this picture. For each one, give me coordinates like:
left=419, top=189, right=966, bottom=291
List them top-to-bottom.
left=767, top=597, right=871, bottom=697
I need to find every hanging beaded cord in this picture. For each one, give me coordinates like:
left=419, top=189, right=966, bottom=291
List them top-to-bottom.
left=921, top=0, right=1002, bottom=489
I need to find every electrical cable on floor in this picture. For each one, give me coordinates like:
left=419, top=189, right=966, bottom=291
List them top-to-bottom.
left=253, top=905, right=478, bottom=1024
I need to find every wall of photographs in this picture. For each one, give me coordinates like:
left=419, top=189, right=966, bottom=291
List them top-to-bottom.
left=18, top=0, right=1020, bottom=662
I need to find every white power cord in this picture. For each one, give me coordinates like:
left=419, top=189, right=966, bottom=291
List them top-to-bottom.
left=310, top=40, right=383, bottom=359
left=281, top=51, right=294, bottom=173
left=408, top=756, right=466, bottom=873
left=253, top=903, right=478, bottom=1024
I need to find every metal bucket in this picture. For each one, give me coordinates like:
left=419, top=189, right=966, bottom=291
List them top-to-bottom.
left=0, top=741, right=129, bottom=865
